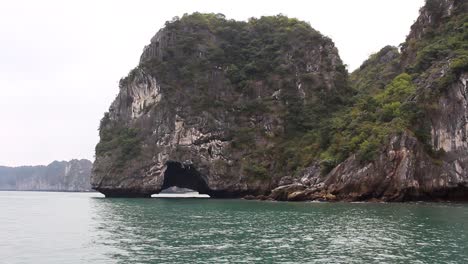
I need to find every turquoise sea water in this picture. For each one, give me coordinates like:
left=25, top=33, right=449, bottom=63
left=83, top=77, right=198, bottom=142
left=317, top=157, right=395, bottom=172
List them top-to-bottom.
left=1, top=191, right=467, bottom=263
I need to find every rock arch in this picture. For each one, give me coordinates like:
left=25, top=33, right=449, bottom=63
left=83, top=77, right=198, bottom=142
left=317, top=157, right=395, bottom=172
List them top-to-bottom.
left=159, top=161, right=210, bottom=195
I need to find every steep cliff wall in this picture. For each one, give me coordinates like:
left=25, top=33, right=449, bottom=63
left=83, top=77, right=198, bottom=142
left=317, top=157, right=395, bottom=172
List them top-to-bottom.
left=93, top=0, right=468, bottom=201
left=272, top=0, right=468, bottom=201
left=92, top=14, right=349, bottom=197
left=350, top=45, right=402, bottom=95
left=0, top=159, right=93, bottom=191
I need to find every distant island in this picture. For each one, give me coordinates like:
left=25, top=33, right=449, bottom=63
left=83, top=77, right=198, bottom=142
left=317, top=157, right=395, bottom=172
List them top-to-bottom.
left=0, top=159, right=92, bottom=192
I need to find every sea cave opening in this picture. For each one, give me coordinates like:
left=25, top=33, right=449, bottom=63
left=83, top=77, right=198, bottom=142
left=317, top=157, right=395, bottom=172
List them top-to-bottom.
left=152, top=161, right=210, bottom=198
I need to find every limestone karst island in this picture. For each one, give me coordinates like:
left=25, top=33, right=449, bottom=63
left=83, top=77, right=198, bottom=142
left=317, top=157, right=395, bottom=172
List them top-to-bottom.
left=92, top=0, right=468, bottom=202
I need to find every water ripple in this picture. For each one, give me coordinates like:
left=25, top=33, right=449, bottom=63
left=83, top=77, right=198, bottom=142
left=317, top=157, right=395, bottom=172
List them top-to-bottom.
left=1, top=192, right=467, bottom=263
left=88, top=199, right=468, bottom=264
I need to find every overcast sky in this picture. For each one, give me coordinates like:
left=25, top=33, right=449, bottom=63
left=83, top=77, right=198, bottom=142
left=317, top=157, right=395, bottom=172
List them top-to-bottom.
left=0, top=0, right=424, bottom=166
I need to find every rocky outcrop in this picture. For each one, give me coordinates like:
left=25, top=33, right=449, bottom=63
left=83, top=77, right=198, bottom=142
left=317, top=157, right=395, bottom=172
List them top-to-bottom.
left=271, top=0, right=468, bottom=202
left=400, top=0, right=463, bottom=67
left=93, top=1, right=468, bottom=202
left=92, top=14, right=349, bottom=197
left=350, top=45, right=402, bottom=94
left=274, top=131, right=467, bottom=202
left=0, top=159, right=93, bottom=191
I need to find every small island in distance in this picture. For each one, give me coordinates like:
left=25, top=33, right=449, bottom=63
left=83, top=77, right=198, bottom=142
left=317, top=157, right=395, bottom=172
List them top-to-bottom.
left=0, top=159, right=93, bottom=192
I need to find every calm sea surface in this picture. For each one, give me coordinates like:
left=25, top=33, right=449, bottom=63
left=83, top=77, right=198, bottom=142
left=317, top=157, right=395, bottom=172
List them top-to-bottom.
left=1, top=191, right=467, bottom=263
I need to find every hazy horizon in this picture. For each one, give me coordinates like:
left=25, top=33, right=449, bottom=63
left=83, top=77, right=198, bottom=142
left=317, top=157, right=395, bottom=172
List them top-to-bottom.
left=0, top=0, right=424, bottom=166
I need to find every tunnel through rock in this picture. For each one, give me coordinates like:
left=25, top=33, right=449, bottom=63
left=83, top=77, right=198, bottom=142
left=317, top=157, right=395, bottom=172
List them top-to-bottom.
left=160, top=161, right=210, bottom=195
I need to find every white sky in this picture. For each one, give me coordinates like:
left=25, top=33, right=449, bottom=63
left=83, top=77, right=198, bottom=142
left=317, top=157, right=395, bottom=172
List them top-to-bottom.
left=0, top=0, right=424, bottom=166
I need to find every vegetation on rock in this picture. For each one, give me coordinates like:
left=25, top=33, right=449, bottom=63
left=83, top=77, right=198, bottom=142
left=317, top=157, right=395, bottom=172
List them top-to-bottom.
left=93, top=0, right=468, bottom=200
left=135, top=13, right=351, bottom=179
left=96, top=127, right=141, bottom=168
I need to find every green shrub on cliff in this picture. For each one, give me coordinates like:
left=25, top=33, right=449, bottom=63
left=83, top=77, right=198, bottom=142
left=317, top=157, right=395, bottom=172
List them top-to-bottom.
left=406, top=3, right=468, bottom=75
left=350, top=46, right=401, bottom=95
left=450, top=55, right=468, bottom=74
left=278, top=73, right=418, bottom=173
left=331, top=73, right=417, bottom=162
left=96, top=128, right=141, bottom=167
left=244, top=162, right=269, bottom=181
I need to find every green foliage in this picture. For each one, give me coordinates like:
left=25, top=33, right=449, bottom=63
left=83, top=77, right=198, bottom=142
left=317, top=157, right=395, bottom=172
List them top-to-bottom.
left=305, top=4, right=460, bottom=170
left=407, top=7, right=468, bottom=75
left=145, top=13, right=328, bottom=86
left=413, top=43, right=451, bottom=72
left=350, top=46, right=401, bottom=95
left=435, top=54, right=468, bottom=90
left=450, top=55, right=468, bottom=74
left=436, top=72, right=457, bottom=91
left=276, top=73, right=419, bottom=173
left=375, top=73, right=416, bottom=104
left=324, top=74, right=417, bottom=163
left=380, top=102, right=402, bottom=122
left=99, top=112, right=110, bottom=130
left=96, top=127, right=141, bottom=167
left=231, top=127, right=255, bottom=149
left=357, top=139, right=380, bottom=162
left=319, top=152, right=339, bottom=174
left=244, top=162, right=269, bottom=180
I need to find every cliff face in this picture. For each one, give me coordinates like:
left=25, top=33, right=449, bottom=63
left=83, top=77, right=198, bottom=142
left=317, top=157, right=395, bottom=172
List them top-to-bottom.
left=93, top=0, right=468, bottom=201
left=272, top=0, right=468, bottom=201
left=92, top=14, right=349, bottom=197
left=350, top=45, right=401, bottom=95
left=0, top=159, right=93, bottom=191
